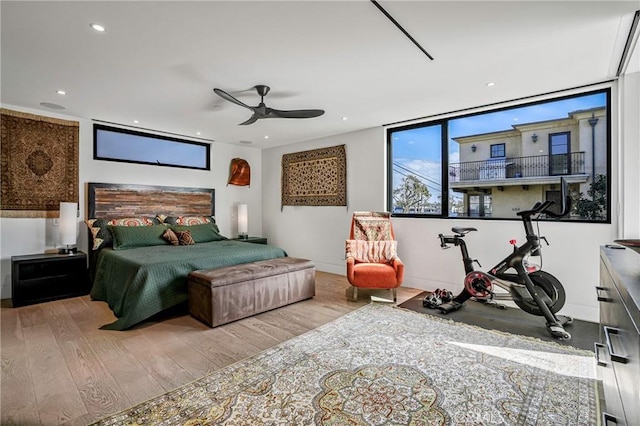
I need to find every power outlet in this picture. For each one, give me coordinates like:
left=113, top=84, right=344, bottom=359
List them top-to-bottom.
left=53, top=218, right=59, bottom=226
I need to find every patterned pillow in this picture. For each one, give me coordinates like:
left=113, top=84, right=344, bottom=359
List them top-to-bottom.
left=352, top=212, right=393, bottom=241
left=159, top=215, right=216, bottom=226
left=85, top=216, right=160, bottom=251
left=109, top=224, right=168, bottom=250
left=162, top=228, right=180, bottom=246
left=176, top=230, right=195, bottom=246
left=346, top=239, right=398, bottom=263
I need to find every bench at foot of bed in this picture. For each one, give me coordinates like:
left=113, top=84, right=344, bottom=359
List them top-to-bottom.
left=187, top=257, right=315, bottom=327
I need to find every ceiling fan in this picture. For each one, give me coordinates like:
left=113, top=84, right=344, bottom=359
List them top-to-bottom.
left=213, top=85, right=324, bottom=125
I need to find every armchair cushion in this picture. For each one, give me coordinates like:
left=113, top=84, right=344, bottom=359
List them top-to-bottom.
left=346, top=239, right=397, bottom=263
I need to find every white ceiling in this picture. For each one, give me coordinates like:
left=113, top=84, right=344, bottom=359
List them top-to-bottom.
left=1, top=1, right=638, bottom=149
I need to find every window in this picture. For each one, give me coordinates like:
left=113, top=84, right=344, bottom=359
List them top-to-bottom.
left=387, top=88, right=610, bottom=222
left=389, top=123, right=443, bottom=215
left=94, top=124, right=210, bottom=170
left=549, top=132, right=570, bottom=175
left=490, top=143, right=505, bottom=158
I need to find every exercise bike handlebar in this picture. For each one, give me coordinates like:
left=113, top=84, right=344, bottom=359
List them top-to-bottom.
left=517, top=177, right=571, bottom=219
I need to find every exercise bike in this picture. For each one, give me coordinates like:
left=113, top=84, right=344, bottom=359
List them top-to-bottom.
left=436, top=178, right=573, bottom=340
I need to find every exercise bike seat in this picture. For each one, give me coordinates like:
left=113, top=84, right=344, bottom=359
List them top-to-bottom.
left=452, top=227, right=477, bottom=235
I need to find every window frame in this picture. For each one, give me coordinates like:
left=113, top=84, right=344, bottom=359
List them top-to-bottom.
left=386, top=87, right=611, bottom=223
left=93, top=124, right=211, bottom=171
left=490, top=143, right=506, bottom=158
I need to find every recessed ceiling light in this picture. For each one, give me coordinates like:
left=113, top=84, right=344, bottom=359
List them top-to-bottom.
left=90, top=23, right=106, bottom=32
left=486, top=82, right=496, bottom=87
left=56, top=90, right=66, bottom=95
left=40, top=102, right=65, bottom=110
left=341, top=117, right=348, bottom=121
left=133, top=120, right=139, bottom=124
left=196, top=132, right=201, bottom=136
left=264, top=136, right=269, bottom=139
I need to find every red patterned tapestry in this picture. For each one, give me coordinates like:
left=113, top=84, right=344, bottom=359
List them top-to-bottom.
left=1, top=109, right=79, bottom=217
left=281, top=144, right=346, bottom=209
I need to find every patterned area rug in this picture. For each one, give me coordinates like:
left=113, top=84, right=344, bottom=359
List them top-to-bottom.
left=92, top=304, right=598, bottom=425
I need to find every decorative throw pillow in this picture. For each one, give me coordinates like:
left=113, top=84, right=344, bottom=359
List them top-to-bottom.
left=85, top=216, right=160, bottom=251
left=85, top=218, right=112, bottom=251
left=170, top=223, right=225, bottom=243
left=109, top=224, right=168, bottom=250
left=162, top=228, right=180, bottom=246
left=162, top=228, right=195, bottom=246
left=175, top=230, right=195, bottom=245
left=346, top=239, right=397, bottom=263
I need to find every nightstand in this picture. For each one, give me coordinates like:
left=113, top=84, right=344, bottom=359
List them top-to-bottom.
left=231, top=236, right=268, bottom=245
left=11, top=251, right=90, bottom=307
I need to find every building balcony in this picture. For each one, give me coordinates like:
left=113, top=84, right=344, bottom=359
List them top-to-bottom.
left=449, top=152, right=589, bottom=190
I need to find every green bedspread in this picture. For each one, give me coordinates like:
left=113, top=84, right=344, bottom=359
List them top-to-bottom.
left=90, top=240, right=287, bottom=330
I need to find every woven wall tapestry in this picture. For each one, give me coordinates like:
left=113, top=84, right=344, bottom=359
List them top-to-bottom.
left=1, top=109, right=79, bottom=218
left=281, top=144, right=346, bottom=209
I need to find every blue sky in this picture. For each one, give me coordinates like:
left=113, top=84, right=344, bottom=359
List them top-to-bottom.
left=391, top=91, right=607, bottom=200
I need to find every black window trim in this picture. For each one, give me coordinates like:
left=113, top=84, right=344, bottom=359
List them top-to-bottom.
left=386, top=86, right=612, bottom=224
left=93, top=123, right=211, bottom=171
left=490, top=143, right=506, bottom=158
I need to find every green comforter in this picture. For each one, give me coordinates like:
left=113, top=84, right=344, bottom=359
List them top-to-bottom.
left=90, top=240, right=287, bottom=330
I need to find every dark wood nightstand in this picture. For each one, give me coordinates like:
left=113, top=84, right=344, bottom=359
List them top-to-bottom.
left=231, top=236, right=268, bottom=245
left=11, top=251, right=90, bottom=307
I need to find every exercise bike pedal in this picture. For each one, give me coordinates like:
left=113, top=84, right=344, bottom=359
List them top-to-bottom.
left=557, top=315, right=573, bottom=325
left=547, top=324, right=571, bottom=340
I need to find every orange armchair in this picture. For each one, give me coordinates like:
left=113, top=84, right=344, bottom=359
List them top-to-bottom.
left=345, top=212, right=404, bottom=302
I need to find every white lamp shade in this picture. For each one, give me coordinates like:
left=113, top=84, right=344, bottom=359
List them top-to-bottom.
left=59, top=202, right=78, bottom=247
left=237, top=203, right=248, bottom=236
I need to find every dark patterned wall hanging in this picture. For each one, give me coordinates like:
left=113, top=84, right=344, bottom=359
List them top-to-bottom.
left=1, top=109, right=79, bottom=217
left=281, top=144, right=346, bottom=209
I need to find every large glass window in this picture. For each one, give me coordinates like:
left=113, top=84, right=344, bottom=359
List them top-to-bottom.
left=388, top=88, right=610, bottom=222
left=389, top=123, right=443, bottom=215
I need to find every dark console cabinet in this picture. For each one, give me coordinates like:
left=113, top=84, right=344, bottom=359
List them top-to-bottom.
left=597, top=246, right=640, bottom=426
left=11, top=252, right=90, bottom=307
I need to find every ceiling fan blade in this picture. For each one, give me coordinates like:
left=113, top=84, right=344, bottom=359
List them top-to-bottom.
left=213, top=88, right=252, bottom=110
left=269, top=109, right=325, bottom=119
left=238, top=114, right=260, bottom=125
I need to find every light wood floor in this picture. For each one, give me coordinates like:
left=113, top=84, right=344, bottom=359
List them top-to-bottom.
left=1, top=272, right=421, bottom=425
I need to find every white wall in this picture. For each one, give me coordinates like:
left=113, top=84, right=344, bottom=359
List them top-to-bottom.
left=261, top=82, right=640, bottom=323
left=0, top=104, right=262, bottom=299
left=262, top=127, right=386, bottom=272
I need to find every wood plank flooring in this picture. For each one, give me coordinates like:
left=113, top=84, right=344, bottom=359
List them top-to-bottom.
left=0, top=272, right=421, bottom=425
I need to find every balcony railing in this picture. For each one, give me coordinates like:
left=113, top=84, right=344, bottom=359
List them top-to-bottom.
left=449, top=152, right=586, bottom=182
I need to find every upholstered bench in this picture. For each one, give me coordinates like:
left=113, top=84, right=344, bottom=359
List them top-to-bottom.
left=188, top=257, right=315, bottom=327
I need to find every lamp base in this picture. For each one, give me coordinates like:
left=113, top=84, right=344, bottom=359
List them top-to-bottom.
left=58, top=246, right=77, bottom=254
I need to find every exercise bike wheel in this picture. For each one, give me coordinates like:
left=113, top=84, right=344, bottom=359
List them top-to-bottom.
left=513, top=271, right=566, bottom=316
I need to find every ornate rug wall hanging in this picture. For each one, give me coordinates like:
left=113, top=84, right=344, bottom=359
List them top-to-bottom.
left=1, top=109, right=79, bottom=217
left=281, top=144, right=346, bottom=209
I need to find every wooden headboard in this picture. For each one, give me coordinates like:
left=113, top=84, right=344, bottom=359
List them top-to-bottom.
left=87, top=182, right=215, bottom=219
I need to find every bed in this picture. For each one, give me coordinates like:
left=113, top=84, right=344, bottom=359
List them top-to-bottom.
left=86, top=182, right=287, bottom=330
